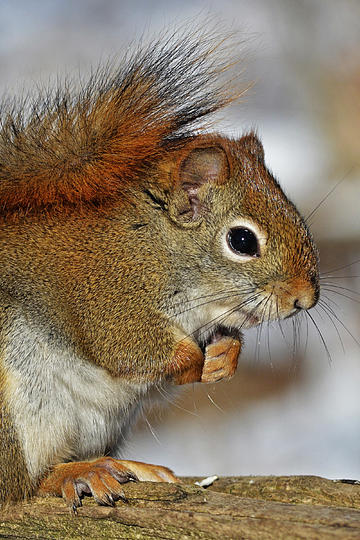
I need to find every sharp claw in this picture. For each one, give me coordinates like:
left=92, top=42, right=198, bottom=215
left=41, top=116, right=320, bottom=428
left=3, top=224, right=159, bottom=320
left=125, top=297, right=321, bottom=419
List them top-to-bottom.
left=111, top=469, right=138, bottom=484
left=93, top=491, right=115, bottom=507
left=106, top=493, right=115, bottom=507
left=119, top=494, right=128, bottom=503
left=70, top=496, right=82, bottom=512
left=71, top=503, right=78, bottom=515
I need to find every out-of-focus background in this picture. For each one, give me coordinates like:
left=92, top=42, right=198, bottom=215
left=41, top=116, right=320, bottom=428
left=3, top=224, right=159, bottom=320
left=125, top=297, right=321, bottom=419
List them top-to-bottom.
left=1, top=0, right=359, bottom=478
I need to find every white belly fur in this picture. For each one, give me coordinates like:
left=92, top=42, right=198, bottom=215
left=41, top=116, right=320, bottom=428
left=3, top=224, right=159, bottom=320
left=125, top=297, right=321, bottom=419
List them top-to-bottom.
left=3, top=311, right=149, bottom=480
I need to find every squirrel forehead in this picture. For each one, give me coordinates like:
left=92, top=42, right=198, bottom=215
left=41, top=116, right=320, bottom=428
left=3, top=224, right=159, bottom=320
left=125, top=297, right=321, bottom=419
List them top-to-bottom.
left=211, top=136, right=309, bottom=238
left=225, top=137, right=292, bottom=210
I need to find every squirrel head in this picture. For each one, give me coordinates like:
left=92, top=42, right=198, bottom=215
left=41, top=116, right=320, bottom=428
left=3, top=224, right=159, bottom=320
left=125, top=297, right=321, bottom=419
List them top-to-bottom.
left=0, top=131, right=319, bottom=375
left=152, top=132, right=319, bottom=346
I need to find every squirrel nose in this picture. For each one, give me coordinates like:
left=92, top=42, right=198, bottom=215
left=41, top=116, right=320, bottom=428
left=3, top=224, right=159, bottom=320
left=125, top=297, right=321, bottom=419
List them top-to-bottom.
left=289, top=275, right=319, bottom=311
left=294, top=295, right=316, bottom=311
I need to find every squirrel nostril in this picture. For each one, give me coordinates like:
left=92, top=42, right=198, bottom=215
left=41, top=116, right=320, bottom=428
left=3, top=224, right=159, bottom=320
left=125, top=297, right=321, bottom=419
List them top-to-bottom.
left=294, top=299, right=303, bottom=310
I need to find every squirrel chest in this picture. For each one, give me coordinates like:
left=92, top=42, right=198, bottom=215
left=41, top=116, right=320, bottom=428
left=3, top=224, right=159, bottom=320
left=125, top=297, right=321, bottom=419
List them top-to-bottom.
left=3, top=309, right=148, bottom=479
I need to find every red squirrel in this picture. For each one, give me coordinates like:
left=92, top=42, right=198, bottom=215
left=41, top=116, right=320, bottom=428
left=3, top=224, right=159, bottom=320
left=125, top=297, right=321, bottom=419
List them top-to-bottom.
left=0, top=30, right=319, bottom=510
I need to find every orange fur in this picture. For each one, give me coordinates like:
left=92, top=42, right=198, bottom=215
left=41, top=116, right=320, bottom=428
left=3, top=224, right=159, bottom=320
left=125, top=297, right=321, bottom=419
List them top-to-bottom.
left=0, top=31, right=241, bottom=216
left=171, top=338, right=204, bottom=385
left=38, top=457, right=178, bottom=509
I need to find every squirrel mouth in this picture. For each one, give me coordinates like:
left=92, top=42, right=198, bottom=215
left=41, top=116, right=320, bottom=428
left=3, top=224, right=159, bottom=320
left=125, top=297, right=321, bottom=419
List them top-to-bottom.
left=195, top=324, right=243, bottom=354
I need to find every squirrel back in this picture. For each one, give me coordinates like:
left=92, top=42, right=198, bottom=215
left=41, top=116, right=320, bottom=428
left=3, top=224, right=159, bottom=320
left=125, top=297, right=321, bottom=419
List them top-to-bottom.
left=0, top=30, right=240, bottom=214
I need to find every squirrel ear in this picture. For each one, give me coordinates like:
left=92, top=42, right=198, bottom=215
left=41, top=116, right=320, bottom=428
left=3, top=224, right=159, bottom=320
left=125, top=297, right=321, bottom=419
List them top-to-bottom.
left=170, top=145, right=230, bottom=224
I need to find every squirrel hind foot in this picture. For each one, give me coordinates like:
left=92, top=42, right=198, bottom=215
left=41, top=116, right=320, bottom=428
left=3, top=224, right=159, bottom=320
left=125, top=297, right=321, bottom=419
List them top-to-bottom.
left=37, top=457, right=178, bottom=510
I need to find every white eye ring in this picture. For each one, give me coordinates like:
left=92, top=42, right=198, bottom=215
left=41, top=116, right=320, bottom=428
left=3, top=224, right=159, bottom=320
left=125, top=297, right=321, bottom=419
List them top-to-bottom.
left=222, top=218, right=267, bottom=262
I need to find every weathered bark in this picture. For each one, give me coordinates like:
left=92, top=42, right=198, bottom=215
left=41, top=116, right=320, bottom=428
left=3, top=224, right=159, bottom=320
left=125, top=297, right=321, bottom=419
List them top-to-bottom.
left=194, top=475, right=360, bottom=509
left=0, top=476, right=360, bottom=539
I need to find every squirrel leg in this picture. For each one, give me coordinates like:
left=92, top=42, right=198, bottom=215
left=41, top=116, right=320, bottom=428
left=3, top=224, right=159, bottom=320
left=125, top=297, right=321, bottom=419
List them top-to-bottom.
left=201, top=336, right=241, bottom=383
left=38, top=457, right=178, bottom=511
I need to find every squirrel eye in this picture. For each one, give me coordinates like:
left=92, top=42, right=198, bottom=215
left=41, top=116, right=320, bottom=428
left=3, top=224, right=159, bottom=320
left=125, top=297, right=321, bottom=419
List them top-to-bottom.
left=227, top=227, right=259, bottom=257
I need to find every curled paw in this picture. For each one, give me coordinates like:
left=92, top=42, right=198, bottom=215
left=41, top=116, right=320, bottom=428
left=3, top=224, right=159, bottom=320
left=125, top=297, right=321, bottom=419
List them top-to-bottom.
left=201, top=336, right=241, bottom=383
left=38, top=457, right=137, bottom=511
left=38, top=457, right=178, bottom=511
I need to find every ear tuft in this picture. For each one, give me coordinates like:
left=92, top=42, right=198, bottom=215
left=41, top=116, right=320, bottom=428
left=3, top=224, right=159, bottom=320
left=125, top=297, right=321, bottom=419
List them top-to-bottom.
left=239, top=133, right=264, bottom=161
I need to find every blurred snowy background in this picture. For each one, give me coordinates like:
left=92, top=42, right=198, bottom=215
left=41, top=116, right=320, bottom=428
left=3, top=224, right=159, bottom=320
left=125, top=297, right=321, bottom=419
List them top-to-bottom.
left=1, top=0, right=359, bottom=478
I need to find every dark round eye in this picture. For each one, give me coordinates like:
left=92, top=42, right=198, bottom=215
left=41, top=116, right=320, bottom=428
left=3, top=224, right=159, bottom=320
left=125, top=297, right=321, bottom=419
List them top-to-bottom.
left=227, top=227, right=259, bottom=257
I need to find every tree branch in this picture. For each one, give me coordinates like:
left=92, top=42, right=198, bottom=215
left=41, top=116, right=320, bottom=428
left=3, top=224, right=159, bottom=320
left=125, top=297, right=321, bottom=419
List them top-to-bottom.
left=1, top=476, right=360, bottom=539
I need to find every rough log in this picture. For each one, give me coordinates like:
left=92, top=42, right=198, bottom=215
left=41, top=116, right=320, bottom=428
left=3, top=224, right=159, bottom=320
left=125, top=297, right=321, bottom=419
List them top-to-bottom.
left=1, top=476, right=360, bottom=539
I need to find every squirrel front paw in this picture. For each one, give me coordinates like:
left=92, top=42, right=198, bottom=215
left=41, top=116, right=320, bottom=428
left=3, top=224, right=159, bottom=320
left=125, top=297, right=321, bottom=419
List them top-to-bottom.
left=171, top=334, right=240, bottom=385
left=201, top=336, right=241, bottom=383
left=38, top=457, right=178, bottom=511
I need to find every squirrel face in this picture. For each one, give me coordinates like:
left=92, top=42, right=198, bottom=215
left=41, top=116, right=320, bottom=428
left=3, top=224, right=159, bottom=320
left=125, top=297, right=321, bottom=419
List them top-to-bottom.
left=159, top=133, right=319, bottom=347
